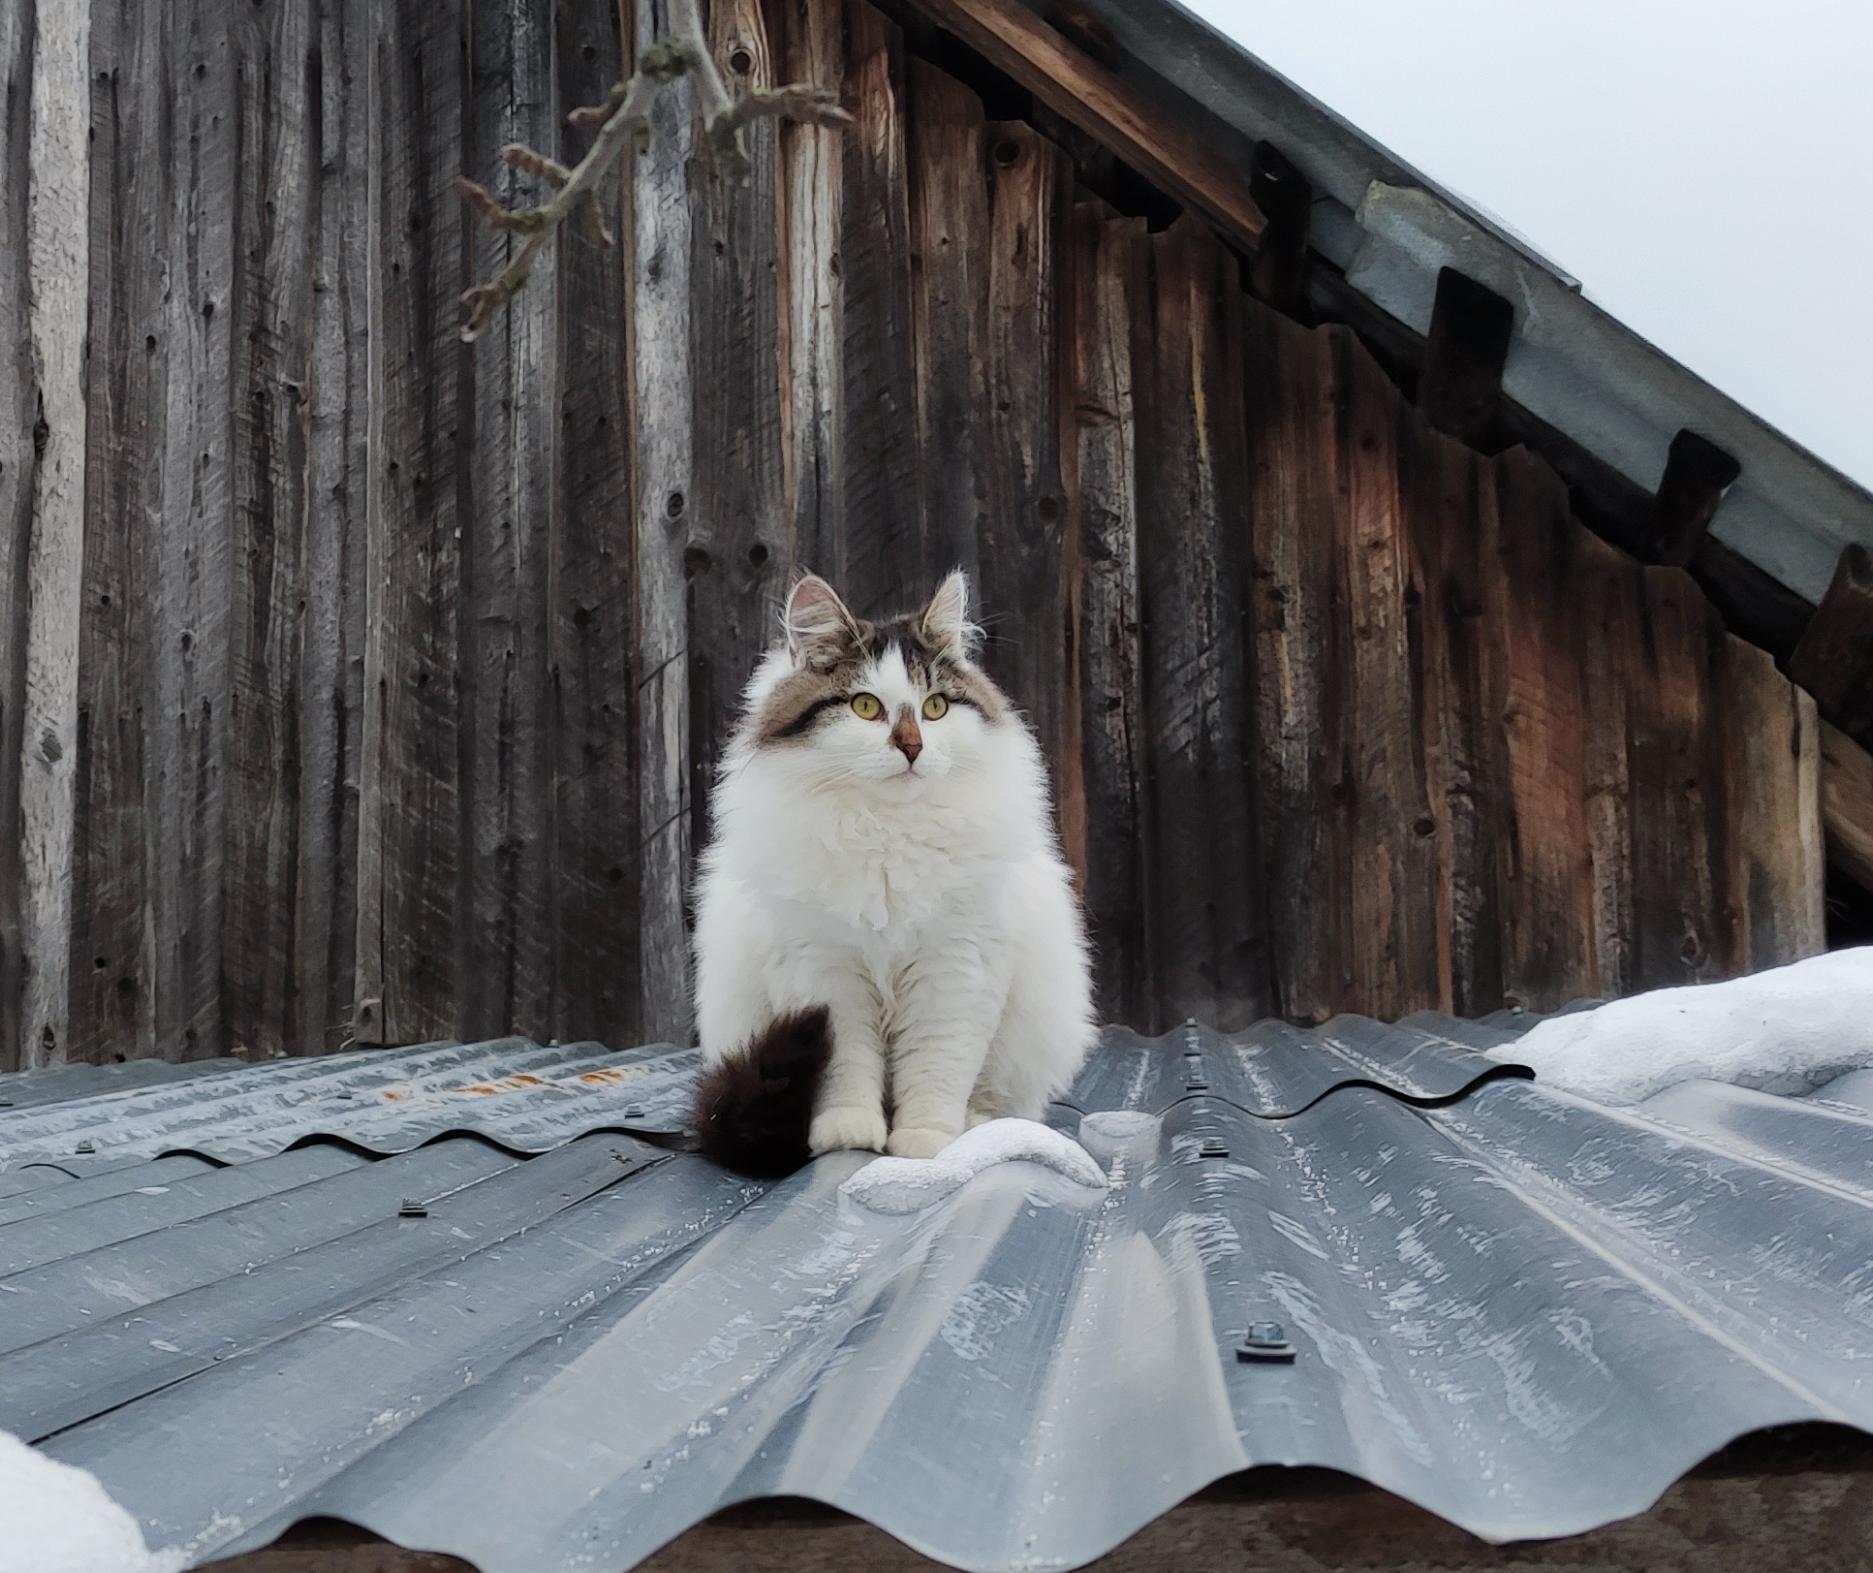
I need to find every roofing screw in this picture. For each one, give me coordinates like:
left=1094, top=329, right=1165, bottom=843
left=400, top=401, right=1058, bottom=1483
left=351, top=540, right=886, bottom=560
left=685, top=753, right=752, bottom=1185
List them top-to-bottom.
left=1187, top=1078, right=1210, bottom=1092
left=336, top=1088, right=355, bottom=1100
left=0, top=1099, right=12, bottom=1109
left=624, top=1104, right=646, bottom=1120
left=1198, top=1136, right=1227, bottom=1159
left=74, top=1138, right=96, bottom=1154
left=398, top=1199, right=428, bottom=1218
left=1236, top=1322, right=1296, bottom=1363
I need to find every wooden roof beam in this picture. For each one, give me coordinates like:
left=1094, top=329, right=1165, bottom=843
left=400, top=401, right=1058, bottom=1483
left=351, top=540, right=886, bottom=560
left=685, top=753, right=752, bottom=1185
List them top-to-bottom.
left=903, top=0, right=1268, bottom=254
left=1248, top=141, right=1312, bottom=313
left=1415, top=267, right=1514, bottom=445
left=1640, top=428, right=1741, bottom=566
left=1789, top=543, right=1873, bottom=743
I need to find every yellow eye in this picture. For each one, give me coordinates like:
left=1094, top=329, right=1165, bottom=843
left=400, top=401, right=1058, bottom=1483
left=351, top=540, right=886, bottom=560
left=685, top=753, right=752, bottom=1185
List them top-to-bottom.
left=850, top=692, right=883, bottom=720
left=922, top=693, right=950, bottom=720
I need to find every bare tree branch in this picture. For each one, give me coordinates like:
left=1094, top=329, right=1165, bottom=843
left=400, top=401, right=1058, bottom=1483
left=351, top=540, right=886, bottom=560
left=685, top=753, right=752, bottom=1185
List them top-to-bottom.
left=457, top=5, right=851, bottom=342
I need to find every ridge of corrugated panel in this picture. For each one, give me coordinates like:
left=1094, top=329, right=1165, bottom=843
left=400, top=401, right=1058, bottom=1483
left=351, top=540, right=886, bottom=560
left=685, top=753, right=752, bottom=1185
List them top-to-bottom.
left=6, top=1028, right=1873, bottom=1571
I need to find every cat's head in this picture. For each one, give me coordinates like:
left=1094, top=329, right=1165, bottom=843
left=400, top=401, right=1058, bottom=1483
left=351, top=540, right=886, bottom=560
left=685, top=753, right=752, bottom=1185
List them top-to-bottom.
left=739, top=570, right=1014, bottom=795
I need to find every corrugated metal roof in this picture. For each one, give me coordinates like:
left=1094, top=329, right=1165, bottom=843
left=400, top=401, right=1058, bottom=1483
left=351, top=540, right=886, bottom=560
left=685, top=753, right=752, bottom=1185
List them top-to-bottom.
left=1044, top=0, right=1873, bottom=605
left=5, top=1022, right=1873, bottom=1572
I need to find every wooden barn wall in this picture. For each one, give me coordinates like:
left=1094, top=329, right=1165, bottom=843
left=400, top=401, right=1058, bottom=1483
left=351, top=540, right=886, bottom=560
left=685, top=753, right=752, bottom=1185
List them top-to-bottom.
left=0, top=0, right=1825, bottom=1068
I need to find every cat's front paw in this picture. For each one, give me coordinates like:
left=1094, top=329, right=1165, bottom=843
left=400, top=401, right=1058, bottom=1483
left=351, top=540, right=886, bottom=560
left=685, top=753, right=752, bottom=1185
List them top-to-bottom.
left=810, top=1105, right=888, bottom=1156
left=885, top=1126, right=956, bottom=1160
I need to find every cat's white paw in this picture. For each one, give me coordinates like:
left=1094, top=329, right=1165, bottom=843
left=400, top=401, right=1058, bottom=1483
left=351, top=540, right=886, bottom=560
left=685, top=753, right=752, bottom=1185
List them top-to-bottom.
left=810, top=1105, right=888, bottom=1155
left=885, top=1126, right=956, bottom=1160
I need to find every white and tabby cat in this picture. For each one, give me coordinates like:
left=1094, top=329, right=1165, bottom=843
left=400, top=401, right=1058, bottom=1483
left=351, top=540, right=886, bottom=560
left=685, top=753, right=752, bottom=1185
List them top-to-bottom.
left=690, top=570, right=1095, bottom=1174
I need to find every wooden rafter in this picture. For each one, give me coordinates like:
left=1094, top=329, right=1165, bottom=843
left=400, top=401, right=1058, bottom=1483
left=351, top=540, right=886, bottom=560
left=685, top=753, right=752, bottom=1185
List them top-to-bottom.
left=904, top=0, right=1268, bottom=254
left=1824, top=721, right=1873, bottom=895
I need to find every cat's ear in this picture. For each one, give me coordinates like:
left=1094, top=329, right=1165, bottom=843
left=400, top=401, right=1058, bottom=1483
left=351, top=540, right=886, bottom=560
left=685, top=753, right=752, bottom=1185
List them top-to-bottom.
left=919, top=569, right=980, bottom=662
left=783, top=573, right=864, bottom=668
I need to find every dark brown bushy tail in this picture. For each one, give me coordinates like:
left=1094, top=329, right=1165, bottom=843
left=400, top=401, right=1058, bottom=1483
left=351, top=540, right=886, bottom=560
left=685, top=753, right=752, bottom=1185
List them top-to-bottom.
left=692, top=1008, right=833, bottom=1177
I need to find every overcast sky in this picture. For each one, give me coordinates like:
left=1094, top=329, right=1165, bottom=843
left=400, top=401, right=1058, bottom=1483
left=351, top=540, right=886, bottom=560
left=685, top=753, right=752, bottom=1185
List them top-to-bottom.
left=1182, top=0, right=1873, bottom=493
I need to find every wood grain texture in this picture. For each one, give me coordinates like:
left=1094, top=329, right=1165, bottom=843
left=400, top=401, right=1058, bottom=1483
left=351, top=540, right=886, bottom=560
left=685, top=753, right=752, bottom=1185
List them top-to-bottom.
left=0, top=0, right=33, bottom=1070
left=9, top=0, right=92, bottom=1069
left=69, top=0, right=151, bottom=1065
left=149, top=0, right=239, bottom=1062
left=225, top=0, right=317, bottom=1057
left=297, top=0, right=373, bottom=1055
left=356, top=0, right=471, bottom=1046
left=459, top=0, right=559, bottom=1040
left=552, top=0, right=642, bottom=1047
left=630, top=0, right=697, bottom=1043
left=687, top=0, right=788, bottom=883
left=778, top=0, right=844, bottom=585
left=902, top=0, right=1267, bottom=254
left=834, top=1, right=919, bottom=617
left=907, top=59, right=987, bottom=585
left=981, top=121, right=1079, bottom=864
left=1072, top=209, right=1150, bottom=1026
left=1134, top=220, right=1268, bottom=1031
left=1246, top=312, right=1348, bottom=1024
left=1339, top=337, right=1437, bottom=1017
left=1485, top=447, right=1596, bottom=1008
left=1575, top=529, right=1643, bottom=1001
left=1788, top=543, right=1873, bottom=745
left=1627, top=565, right=1734, bottom=990
left=1722, top=637, right=1824, bottom=966
left=1823, top=721, right=1873, bottom=895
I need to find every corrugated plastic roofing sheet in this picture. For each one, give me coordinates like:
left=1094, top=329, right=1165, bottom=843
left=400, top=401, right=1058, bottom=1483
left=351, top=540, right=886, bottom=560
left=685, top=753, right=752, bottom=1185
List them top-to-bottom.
left=4, top=1020, right=1873, bottom=1572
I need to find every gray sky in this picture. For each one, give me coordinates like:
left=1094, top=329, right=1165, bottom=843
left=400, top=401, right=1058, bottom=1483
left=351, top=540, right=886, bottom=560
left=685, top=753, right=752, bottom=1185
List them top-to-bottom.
left=1183, top=0, right=1873, bottom=492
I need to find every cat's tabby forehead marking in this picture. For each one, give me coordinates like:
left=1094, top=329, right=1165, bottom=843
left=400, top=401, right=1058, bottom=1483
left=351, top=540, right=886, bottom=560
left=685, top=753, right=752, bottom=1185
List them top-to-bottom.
left=752, top=614, right=1007, bottom=747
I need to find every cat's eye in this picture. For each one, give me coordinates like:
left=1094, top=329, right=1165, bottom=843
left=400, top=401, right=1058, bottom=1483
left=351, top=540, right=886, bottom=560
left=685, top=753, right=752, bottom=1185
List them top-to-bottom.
left=850, top=692, right=883, bottom=720
left=922, top=694, right=950, bottom=720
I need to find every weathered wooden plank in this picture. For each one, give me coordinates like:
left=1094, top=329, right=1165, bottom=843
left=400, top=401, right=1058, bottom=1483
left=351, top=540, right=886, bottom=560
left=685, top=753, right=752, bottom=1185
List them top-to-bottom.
left=0, top=0, right=32, bottom=1070
left=1, top=0, right=93, bottom=1071
left=68, top=0, right=157, bottom=1065
left=147, top=0, right=239, bottom=1061
left=225, top=0, right=317, bottom=1057
left=297, top=0, right=372, bottom=1055
left=356, top=0, right=470, bottom=1046
left=459, top=0, right=559, bottom=1040
left=552, top=0, right=641, bottom=1046
left=630, top=0, right=697, bottom=1042
left=687, top=0, right=787, bottom=878
left=776, top=0, right=843, bottom=587
left=903, top=0, right=1267, bottom=255
left=833, top=1, right=920, bottom=616
left=907, top=59, right=987, bottom=584
left=980, top=121, right=1078, bottom=854
left=1071, top=208, right=1151, bottom=1027
left=1135, top=219, right=1268, bottom=1031
left=1246, top=312, right=1347, bottom=1024
left=1340, top=338, right=1438, bottom=1018
left=1397, top=420, right=1502, bottom=1015
left=1483, top=448, right=1596, bottom=1009
left=1575, top=530, right=1643, bottom=1000
left=1788, top=543, right=1873, bottom=744
left=1627, top=565, right=1734, bottom=990
left=1722, top=637, right=1824, bottom=967
left=1823, top=721, right=1873, bottom=896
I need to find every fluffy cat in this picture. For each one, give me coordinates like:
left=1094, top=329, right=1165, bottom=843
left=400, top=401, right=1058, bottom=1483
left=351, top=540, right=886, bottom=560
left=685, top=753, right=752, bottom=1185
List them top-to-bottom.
left=690, top=570, right=1096, bottom=1175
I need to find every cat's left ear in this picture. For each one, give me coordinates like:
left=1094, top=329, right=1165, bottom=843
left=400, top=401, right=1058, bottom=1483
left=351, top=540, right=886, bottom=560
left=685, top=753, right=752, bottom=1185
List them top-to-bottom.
left=919, top=569, right=980, bottom=662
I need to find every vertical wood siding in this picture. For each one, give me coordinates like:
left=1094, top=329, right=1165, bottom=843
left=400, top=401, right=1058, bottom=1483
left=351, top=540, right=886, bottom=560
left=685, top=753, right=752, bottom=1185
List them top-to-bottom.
left=1, top=0, right=1826, bottom=1066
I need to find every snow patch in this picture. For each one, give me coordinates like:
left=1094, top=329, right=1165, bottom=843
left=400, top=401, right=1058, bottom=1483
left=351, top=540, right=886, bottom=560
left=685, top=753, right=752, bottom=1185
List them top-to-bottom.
left=1498, top=948, right=1873, bottom=1104
left=839, top=1119, right=1108, bottom=1215
left=0, top=1429, right=183, bottom=1573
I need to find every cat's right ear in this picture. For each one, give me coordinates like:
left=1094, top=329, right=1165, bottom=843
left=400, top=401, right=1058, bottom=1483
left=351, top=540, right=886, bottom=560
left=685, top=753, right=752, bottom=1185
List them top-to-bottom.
left=783, top=574, right=863, bottom=669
